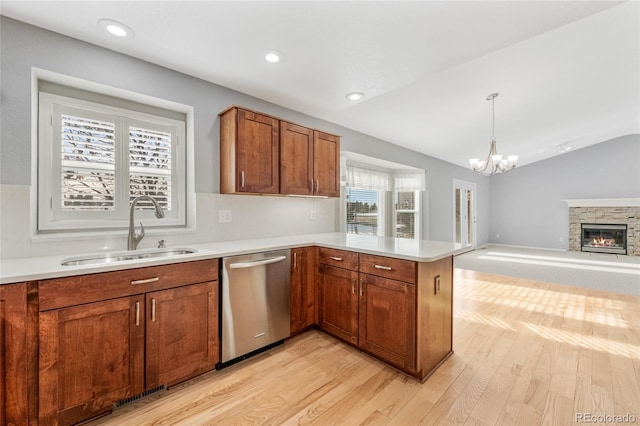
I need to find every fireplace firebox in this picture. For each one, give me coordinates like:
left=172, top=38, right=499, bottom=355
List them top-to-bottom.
left=581, top=223, right=627, bottom=255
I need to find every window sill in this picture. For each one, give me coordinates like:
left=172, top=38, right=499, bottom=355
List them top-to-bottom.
left=31, top=225, right=197, bottom=244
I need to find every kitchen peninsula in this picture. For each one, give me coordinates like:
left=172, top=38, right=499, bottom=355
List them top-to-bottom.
left=0, top=233, right=462, bottom=425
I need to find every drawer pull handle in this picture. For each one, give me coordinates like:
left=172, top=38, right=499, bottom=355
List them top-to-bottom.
left=329, top=256, right=343, bottom=261
left=374, top=265, right=392, bottom=271
left=131, top=277, right=159, bottom=285
left=151, top=298, right=156, bottom=322
left=135, top=302, right=140, bottom=326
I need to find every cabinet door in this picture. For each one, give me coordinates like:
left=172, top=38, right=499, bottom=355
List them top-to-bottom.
left=236, top=108, right=280, bottom=194
left=280, top=121, right=313, bottom=195
left=313, top=131, right=340, bottom=197
left=290, top=247, right=317, bottom=335
left=318, top=264, right=358, bottom=344
left=359, top=274, right=416, bottom=371
left=145, top=281, right=218, bottom=389
left=1, top=284, right=29, bottom=426
left=39, top=296, right=145, bottom=426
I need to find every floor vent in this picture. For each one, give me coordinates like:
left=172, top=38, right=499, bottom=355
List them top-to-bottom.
left=114, top=384, right=166, bottom=409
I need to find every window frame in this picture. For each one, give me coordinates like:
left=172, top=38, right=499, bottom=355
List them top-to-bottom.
left=37, top=91, right=187, bottom=233
left=393, top=190, right=422, bottom=239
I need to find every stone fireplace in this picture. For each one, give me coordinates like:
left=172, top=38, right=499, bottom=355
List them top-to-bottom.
left=567, top=199, right=639, bottom=256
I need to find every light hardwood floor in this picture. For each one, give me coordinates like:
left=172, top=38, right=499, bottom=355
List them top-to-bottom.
left=89, top=269, right=640, bottom=425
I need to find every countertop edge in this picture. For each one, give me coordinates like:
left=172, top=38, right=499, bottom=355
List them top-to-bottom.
left=1, top=233, right=463, bottom=285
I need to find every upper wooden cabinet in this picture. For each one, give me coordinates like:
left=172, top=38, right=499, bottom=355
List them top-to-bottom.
left=220, top=106, right=340, bottom=197
left=220, top=107, right=280, bottom=194
left=280, top=123, right=340, bottom=197
left=312, top=131, right=340, bottom=197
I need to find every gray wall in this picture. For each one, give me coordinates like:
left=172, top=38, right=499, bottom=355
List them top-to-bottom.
left=0, top=17, right=490, bottom=246
left=489, top=134, right=640, bottom=249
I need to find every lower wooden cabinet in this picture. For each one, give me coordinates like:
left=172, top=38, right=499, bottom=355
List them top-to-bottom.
left=290, top=247, right=316, bottom=335
left=318, top=249, right=453, bottom=381
left=37, top=260, right=219, bottom=426
left=317, top=264, right=359, bottom=345
left=358, top=273, right=416, bottom=372
left=1, top=282, right=37, bottom=426
left=145, top=282, right=218, bottom=389
left=39, top=295, right=145, bottom=426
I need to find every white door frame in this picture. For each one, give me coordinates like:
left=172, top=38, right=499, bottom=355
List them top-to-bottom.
left=452, top=179, right=477, bottom=250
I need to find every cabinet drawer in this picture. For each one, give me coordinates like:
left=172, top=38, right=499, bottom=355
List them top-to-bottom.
left=318, top=247, right=358, bottom=270
left=359, top=254, right=416, bottom=284
left=39, top=259, right=218, bottom=311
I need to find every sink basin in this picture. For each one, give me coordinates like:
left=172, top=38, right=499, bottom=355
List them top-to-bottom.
left=61, top=248, right=198, bottom=266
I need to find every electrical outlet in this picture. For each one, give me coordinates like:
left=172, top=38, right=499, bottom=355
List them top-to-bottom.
left=310, top=209, right=317, bottom=220
left=218, top=210, right=232, bottom=223
left=496, top=233, right=500, bottom=239
left=559, top=236, right=564, bottom=242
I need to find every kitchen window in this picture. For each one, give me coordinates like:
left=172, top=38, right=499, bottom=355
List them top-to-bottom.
left=37, top=90, right=187, bottom=233
left=343, top=158, right=425, bottom=239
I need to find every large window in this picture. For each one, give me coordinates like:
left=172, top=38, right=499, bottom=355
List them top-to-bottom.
left=38, top=92, right=187, bottom=233
left=343, top=157, right=425, bottom=239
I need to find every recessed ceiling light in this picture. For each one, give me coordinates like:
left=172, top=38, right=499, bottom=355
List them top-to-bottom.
left=98, top=19, right=133, bottom=38
left=265, top=50, right=284, bottom=63
left=345, top=92, right=364, bottom=101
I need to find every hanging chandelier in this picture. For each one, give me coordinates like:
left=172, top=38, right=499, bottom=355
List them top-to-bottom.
left=469, top=92, right=518, bottom=175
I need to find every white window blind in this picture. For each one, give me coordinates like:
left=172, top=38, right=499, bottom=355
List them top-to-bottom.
left=60, top=114, right=116, bottom=211
left=129, top=125, right=172, bottom=211
left=344, top=162, right=426, bottom=192
left=345, top=163, right=392, bottom=191
left=393, top=171, right=426, bottom=192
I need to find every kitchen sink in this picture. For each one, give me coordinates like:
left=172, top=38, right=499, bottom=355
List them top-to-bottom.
left=61, top=248, right=198, bottom=266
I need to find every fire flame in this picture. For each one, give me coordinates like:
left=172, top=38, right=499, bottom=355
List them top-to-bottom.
left=590, top=237, right=615, bottom=247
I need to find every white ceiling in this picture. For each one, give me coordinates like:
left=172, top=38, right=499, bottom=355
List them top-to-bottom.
left=2, top=1, right=639, bottom=168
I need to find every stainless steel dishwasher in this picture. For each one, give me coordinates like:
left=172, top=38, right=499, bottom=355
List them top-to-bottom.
left=220, top=249, right=291, bottom=366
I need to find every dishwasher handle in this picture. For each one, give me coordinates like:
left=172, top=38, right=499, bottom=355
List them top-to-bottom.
left=228, top=255, right=287, bottom=269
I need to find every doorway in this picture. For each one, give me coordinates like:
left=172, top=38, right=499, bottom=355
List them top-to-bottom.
left=453, top=179, right=477, bottom=250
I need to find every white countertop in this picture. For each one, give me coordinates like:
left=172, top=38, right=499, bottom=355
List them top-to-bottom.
left=0, top=233, right=463, bottom=285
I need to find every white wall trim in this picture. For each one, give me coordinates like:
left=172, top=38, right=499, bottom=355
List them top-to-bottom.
left=564, top=198, right=640, bottom=207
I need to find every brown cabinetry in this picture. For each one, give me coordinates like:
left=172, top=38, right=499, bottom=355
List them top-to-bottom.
left=220, top=106, right=340, bottom=197
left=220, top=107, right=280, bottom=194
left=280, top=123, right=340, bottom=197
left=312, top=131, right=340, bottom=197
left=290, top=246, right=317, bottom=335
left=318, top=248, right=453, bottom=381
left=358, top=254, right=417, bottom=371
left=38, top=260, right=219, bottom=425
left=318, top=263, right=359, bottom=344
left=1, top=282, right=37, bottom=426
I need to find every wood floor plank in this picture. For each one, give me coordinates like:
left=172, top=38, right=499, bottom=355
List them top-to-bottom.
left=86, top=269, right=640, bottom=426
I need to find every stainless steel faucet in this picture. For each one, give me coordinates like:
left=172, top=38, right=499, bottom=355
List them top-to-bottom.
left=128, top=195, right=165, bottom=250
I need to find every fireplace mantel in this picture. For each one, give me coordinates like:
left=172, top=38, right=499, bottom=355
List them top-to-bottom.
left=564, top=198, right=640, bottom=208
